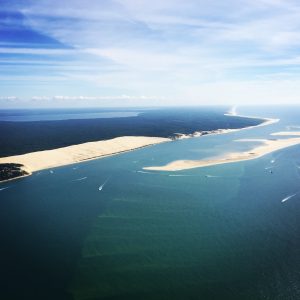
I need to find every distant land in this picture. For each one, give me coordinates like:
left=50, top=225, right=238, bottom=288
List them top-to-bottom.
left=0, top=107, right=263, bottom=157
left=0, top=107, right=266, bottom=182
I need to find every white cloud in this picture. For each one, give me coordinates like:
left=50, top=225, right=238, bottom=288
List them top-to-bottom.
left=2, top=0, right=300, bottom=105
left=0, top=48, right=76, bottom=55
left=178, top=79, right=300, bottom=105
left=51, top=95, right=164, bottom=101
left=0, top=96, right=18, bottom=101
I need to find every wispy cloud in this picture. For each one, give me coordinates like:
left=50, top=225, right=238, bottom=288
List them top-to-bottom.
left=1, top=0, right=300, bottom=106
left=0, top=96, right=18, bottom=101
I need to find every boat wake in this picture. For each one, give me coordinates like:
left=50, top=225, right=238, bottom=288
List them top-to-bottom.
left=264, top=166, right=274, bottom=170
left=136, top=170, right=155, bottom=175
left=205, top=175, right=220, bottom=178
left=73, top=177, right=87, bottom=181
left=99, top=177, right=110, bottom=191
left=0, top=186, right=10, bottom=191
left=281, top=193, right=297, bottom=203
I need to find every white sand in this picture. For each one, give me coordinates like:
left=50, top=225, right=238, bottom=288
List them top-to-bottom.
left=224, top=113, right=279, bottom=129
left=0, top=114, right=281, bottom=178
left=173, top=117, right=279, bottom=140
left=271, top=131, right=300, bottom=136
left=144, top=133, right=300, bottom=171
left=0, top=136, right=171, bottom=174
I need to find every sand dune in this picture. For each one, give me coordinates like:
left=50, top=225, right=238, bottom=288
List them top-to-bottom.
left=0, top=116, right=280, bottom=180
left=0, top=136, right=171, bottom=174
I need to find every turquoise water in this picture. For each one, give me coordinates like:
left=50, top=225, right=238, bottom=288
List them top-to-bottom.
left=1, top=106, right=300, bottom=299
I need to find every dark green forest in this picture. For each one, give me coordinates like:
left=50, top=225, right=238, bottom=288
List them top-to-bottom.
left=0, top=108, right=263, bottom=157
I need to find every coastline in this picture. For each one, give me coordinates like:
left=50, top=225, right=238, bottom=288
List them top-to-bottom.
left=0, top=111, right=276, bottom=182
left=172, top=112, right=278, bottom=140
left=224, top=112, right=279, bottom=129
left=144, top=132, right=300, bottom=171
left=0, top=136, right=171, bottom=182
left=0, top=171, right=32, bottom=184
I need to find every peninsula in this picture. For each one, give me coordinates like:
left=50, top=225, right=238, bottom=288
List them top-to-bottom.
left=0, top=108, right=271, bottom=182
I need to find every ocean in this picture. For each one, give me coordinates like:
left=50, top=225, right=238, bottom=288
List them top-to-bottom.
left=1, top=106, right=300, bottom=299
left=0, top=108, right=141, bottom=122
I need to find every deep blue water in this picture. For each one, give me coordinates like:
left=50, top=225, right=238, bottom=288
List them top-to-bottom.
left=1, top=106, right=300, bottom=299
left=0, top=108, right=139, bottom=121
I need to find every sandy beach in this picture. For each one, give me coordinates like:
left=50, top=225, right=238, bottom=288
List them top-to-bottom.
left=224, top=110, right=279, bottom=129
left=0, top=113, right=278, bottom=181
left=171, top=117, right=278, bottom=141
left=271, top=131, right=300, bottom=136
left=144, top=132, right=300, bottom=171
left=0, top=136, right=171, bottom=175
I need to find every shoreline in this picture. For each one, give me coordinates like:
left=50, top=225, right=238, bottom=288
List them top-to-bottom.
left=0, top=111, right=277, bottom=182
left=224, top=112, right=279, bottom=129
left=172, top=113, right=278, bottom=140
left=144, top=132, right=300, bottom=171
left=0, top=136, right=171, bottom=182
left=0, top=172, right=32, bottom=184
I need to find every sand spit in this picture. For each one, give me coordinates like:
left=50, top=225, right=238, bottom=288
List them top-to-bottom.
left=0, top=111, right=279, bottom=182
left=224, top=111, right=279, bottom=129
left=172, top=115, right=279, bottom=141
left=271, top=131, right=300, bottom=136
left=144, top=133, right=300, bottom=171
left=0, top=136, right=171, bottom=175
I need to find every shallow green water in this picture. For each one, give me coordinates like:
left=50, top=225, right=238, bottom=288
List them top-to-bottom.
left=1, top=107, right=300, bottom=299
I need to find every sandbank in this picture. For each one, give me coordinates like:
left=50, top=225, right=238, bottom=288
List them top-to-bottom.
left=0, top=112, right=279, bottom=181
left=271, top=131, right=300, bottom=136
left=144, top=133, right=300, bottom=171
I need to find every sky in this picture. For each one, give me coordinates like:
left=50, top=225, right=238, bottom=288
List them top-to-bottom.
left=1, top=0, right=300, bottom=107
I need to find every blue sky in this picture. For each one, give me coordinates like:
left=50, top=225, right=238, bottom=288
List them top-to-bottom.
left=1, top=0, right=300, bottom=107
